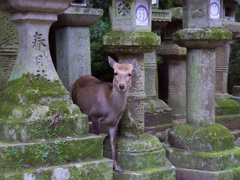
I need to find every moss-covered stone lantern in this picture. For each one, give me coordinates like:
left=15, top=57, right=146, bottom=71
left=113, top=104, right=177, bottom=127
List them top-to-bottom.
left=103, top=0, right=175, bottom=179
left=165, top=0, right=240, bottom=179
left=183, top=0, right=223, bottom=28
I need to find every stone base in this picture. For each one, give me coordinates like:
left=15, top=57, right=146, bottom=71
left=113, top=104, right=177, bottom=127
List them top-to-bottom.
left=230, top=95, right=240, bottom=104
left=145, top=98, right=173, bottom=133
left=215, top=99, right=239, bottom=116
left=216, top=115, right=240, bottom=130
left=104, top=134, right=175, bottom=178
left=0, top=135, right=104, bottom=174
left=165, top=145, right=240, bottom=171
left=4, top=158, right=113, bottom=180
left=113, top=165, right=175, bottom=180
left=176, top=168, right=234, bottom=180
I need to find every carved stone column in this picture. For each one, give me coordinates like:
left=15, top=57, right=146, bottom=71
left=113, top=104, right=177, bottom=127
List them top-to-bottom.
left=0, top=0, right=112, bottom=178
left=103, top=0, right=175, bottom=179
left=165, top=0, right=240, bottom=179
left=55, top=4, right=103, bottom=91
left=0, top=11, right=18, bottom=90
left=157, top=44, right=187, bottom=119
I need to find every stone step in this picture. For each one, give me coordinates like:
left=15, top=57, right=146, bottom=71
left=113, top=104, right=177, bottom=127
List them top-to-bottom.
left=0, top=112, right=89, bottom=142
left=145, top=112, right=173, bottom=127
left=216, top=114, right=240, bottom=130
left=145, top=123, right=175, bottom=133
left=231, top=129, right=240, bottom=140
left=0, top=135, right=103, bottom=174
left=165, top=145, right=240, bottom=171
left=3, top=158, right=113, bottom=180
left=113, top=165, right=175, bottom=180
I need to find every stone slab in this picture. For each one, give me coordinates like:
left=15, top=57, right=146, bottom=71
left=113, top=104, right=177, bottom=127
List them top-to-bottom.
left=0, top=102, right=89, bottom=142
left=145, top=111, right=173, bottom=127
left=216, top=115, right=240, bottom=130
left=145, top=123, right=175, bottom=133
left=168, top=124, right=235, bottom=152
left=0, top=135, right=103, bottom=174
left=165, top=145, right=240, bottom=171
left=4, top=158, right=113, bottom=180
left=113, top=165, right=175, bottom=180
left=176, top=168, right=234, bottom=180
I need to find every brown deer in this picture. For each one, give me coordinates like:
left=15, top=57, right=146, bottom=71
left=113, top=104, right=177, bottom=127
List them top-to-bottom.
left=71, top=56, right=137, bottom=173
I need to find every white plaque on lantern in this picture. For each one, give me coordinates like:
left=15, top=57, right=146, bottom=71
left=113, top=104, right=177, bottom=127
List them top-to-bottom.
left=136, top=0, right=149, bottom=26
left=210, top=0, right=220, bottom=19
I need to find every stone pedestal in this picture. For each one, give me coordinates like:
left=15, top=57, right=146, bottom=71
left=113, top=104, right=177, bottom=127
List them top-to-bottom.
left=0, top=0, right=112, bottom=179
left=55, top=6, right=103, bottom=91
left=144, top=9, right=173, bottom=134
left=0, top=11, right=18, bottom=90
left=215, top=20, right=240, bottom=133
left=166, top=27, right=240, bottom=179
left=103, top=30, right=175, bottom=179
left=157, top=44, right=187, bottom=120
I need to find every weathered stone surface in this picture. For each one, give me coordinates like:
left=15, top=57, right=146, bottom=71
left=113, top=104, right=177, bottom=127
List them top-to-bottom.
left=109, top=0, right=152, bottom=32
left=182, top=0, right=223, bottom=28
left=55, top=6, right=103, bottom=91
left=152, top=9, right=171, bottom=31
left=0, top=11, right=18, bottom=90
left=173, top=28, right=232, bottom=49
left=103, top=31, right=161, bottom=54
left=215, top=42, right=232, bottom=97
left=186, top=49, right=216, bottom=125
left=233, top=86, right=240, bottom=97
left=215, top=99, right=239, bottom=115
left=216, top=115, right=240, bottom=130
left=168, top=124, right=235, bottom=152
left=104, top=134, right=171, bottom=171
left=0, top=135, right=103, bottom=174
left=235, top=137, right=240, bottom=147
left=165, top=145, right=240, bottom=171
left=4, top=158, right=113, bottom=180
left=113, top=165, right=175, bottom=180
left=176, top=168, right=234, bottom=180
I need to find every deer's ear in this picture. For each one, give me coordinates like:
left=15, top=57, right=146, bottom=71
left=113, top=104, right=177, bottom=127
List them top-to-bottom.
left=108, top=56, right=117, bottom=68
left=131, top=59, right=137, bottom=69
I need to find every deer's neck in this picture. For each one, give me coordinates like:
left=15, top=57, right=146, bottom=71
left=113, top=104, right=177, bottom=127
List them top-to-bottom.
left=112, top=87, right=129, bottom=110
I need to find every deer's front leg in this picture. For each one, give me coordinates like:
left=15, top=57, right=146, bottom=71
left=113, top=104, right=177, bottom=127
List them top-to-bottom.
left=109, top=126, right=123, bottom=173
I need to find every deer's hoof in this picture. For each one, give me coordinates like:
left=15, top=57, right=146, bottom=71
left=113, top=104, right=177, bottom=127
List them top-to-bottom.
left=113, top=166, right=124, bottom=173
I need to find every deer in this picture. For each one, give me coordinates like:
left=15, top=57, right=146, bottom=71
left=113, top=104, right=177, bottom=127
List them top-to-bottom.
left=71, top=56, right=137, bottom=173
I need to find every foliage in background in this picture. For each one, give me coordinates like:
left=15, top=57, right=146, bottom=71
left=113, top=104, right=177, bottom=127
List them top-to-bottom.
left=90, top=0, right=112, bottom=82
left=158, top=0, right=174, bottom=9
left=228, top=6, right=240, bottom=94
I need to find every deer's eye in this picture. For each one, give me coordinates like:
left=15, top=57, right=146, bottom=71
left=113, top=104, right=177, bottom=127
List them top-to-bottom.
left=114, top=73, right=118, bottom=76
left=129, top=74, right=132, bottom=77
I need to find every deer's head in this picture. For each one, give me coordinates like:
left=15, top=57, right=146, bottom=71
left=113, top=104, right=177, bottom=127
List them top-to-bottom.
left=108, top=56, right=137, bottom=92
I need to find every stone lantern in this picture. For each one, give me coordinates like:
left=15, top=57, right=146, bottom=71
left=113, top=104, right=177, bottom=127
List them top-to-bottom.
left=0, top=0, right=112, bottom=178
left=55, top=0, right=103, bottom=91
left=103, top=0, right=175, bottom=179
left=110, top=0, right=152, bottom=32
left=165, top=0, right=240, bottom=179
left=183, top=0, right=223, bottom=28
left=215, top=0, right=240, bottom=132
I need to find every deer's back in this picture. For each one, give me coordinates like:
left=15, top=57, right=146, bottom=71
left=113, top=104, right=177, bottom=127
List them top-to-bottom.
left=72, top=75, right=113, bottom=116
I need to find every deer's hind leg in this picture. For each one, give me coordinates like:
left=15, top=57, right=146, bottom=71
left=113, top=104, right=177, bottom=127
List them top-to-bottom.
left=89, top=116, right=101, bottom=135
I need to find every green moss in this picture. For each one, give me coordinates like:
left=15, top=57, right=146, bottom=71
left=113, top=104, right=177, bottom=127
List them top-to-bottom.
left=170, top=7, right=183, bottom=20
left=173, top=28, right=233, bottom=41
left=103, top=30, right=160, bottom=48
left=0, top=73, right=69, bottom=104
left=216, top=99, right=239, bottom=115
left=168, top=124, right=235, bottom=152
left=0, top=136, right=103, bottom=174
left=167, top=146, right=240, bottom=171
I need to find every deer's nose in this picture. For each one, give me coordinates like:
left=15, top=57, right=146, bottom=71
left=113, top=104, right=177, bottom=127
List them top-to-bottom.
left=119, top=84, right=125, bottom=90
